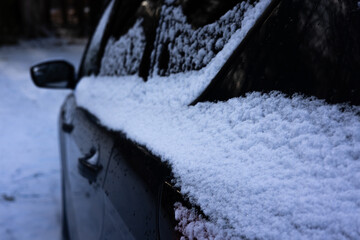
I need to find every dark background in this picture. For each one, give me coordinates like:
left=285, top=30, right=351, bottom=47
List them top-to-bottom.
left=0, top=0, right=108, bottom=45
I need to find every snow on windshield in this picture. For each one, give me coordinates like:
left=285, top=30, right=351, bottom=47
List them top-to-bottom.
left=152, top=1, right=256, bottom=76
left=100, top=19, right=146, bottom=76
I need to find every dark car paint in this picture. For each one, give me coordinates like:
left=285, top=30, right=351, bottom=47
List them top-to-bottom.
left=55, top=0, right=360, bottom=240
left=59, top=94, right=183, bottom=239
left=60, top=95, right=112, bottom=240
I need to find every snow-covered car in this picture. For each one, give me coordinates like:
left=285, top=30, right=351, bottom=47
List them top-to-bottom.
left=30, top=0, right=360, bottom=239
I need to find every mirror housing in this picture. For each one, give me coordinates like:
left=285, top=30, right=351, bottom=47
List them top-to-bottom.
left=30, top=60, right=76, bottom=89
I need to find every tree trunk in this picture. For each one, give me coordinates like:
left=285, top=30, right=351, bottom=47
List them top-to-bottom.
left=0, top=0, right=22, bottom=44
left=20, top=0, right=52, bottom=38
left=61, top=0, right=69, bottom=27
left=74, top=0, right=86, bottom=36
left=89, top=0, right=103, bottom=33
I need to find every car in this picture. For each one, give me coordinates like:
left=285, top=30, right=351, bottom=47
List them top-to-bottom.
left=30, top=0, right=360, bottom=239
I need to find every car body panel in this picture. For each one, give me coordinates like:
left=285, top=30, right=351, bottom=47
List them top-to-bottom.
left=59, top=95, right=178, bottom=240
left=60, top=95, right=114, bottom=240
left=102, top=137, right=167, bottom=240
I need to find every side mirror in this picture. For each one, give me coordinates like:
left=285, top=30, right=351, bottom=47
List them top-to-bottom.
left=30, top=60, right=76, bottom=89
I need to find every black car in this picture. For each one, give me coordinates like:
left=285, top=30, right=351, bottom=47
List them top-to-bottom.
left=31, top=0, right=360, bottom=239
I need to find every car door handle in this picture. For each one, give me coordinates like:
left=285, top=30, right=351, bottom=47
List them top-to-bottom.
left=61, top=109, right=74, bottom=133
left=62, top=123, right=74, bottom=133
left=78, top=147, right=102, bottom=182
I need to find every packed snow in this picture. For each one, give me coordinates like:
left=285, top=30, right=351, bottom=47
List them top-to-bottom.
left=0, top=40, right=84, bottom=240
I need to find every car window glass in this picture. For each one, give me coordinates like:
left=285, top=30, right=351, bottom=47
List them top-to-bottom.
left=80, top=0, right=114, bottom=77
left=83, top=0, right=272, bottom=106
left=99, top=0, right=161, bottom=79
left=150, top=0, right=256, bottom=76
left=100, top=19, right=145, bottom=76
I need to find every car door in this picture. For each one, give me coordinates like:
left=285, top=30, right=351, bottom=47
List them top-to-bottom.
left=59, top=1, right=115, bottom=240
left=60, top=96, right=114, bottom=240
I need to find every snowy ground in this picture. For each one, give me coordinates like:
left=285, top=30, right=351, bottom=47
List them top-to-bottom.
left=0, top=40, right=85, bottom=240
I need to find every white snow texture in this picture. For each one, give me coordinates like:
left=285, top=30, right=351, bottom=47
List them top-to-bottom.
left=75, top=0, right=360, bottom=239
left=152, top=1, right=257, bottom=76
left=100, top=19, right=146, bottom=76
left=0, top=40, right=84, bottom=240
left=76, top=75, right=360, bottom=240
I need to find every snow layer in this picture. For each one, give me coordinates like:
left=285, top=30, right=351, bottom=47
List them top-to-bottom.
left=115, top=0, right=270, bottom=106
left=152, top=1, right=257, bottom=75
left=100, top=19, right=146, bottom=76
left=0, top=41, right=84, bottom=240
left=76, top=75, right=360, bottom=239
left=174, top=202, right=224, bottom=240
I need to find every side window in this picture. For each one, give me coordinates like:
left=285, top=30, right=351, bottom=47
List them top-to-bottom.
left=79, top=0, right=115, bottom=77
left=98, top=0, right=161, bottom=80
left=150, top=0, right=255, bottom=76
left=100, top=19, right=146, bottom=76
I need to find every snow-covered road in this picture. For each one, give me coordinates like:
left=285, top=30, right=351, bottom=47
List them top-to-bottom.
left=0, top=41, right=85, bottom=240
